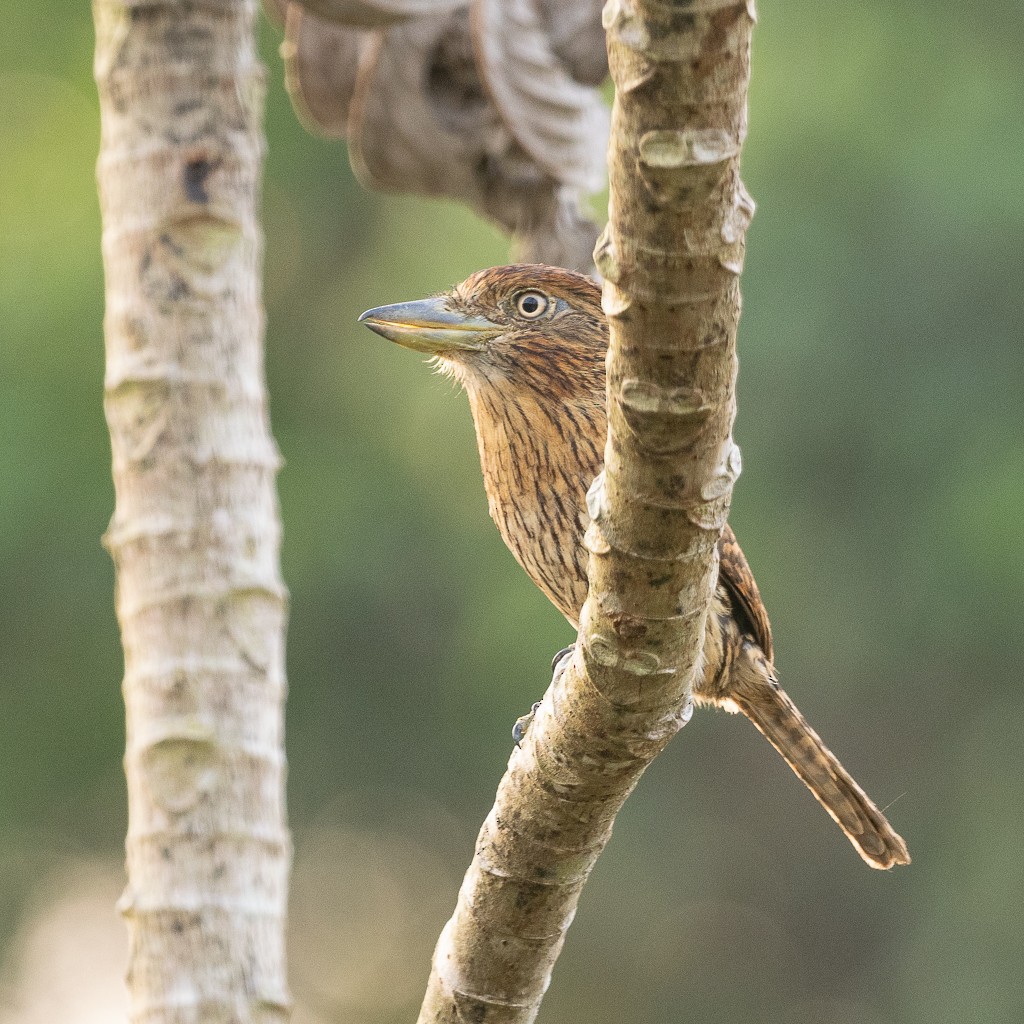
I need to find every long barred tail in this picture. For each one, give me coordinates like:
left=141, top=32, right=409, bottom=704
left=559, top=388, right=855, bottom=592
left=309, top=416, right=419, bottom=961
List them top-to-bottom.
left=731, top=667, right=911, bottom=870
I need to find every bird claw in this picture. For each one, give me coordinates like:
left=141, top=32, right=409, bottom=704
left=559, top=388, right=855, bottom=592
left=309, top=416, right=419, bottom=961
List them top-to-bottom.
left=513, top=645, right=577, bottom=746
left=551, top=645, right=575, bottom=673
left=512, top=702, right=543, bottom=747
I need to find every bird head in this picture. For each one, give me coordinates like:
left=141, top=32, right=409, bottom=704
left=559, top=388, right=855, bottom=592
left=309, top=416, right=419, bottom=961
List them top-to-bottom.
left=359, top=264, right=606, bottom=402
left=359, top=264, right=610, bottom=624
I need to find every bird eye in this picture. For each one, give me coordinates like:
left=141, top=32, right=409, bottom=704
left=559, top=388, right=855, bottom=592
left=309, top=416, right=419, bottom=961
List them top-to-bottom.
left=514, top=291, right=549, bottom=319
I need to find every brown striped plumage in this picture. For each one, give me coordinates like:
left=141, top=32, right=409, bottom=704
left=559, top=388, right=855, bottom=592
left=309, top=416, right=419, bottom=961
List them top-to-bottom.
left=361, top=264, right=910, bottom=869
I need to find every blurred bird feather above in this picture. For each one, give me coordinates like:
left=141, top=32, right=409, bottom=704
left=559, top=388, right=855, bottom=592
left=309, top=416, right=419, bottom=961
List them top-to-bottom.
left=271, top=0, right=609, bottom=272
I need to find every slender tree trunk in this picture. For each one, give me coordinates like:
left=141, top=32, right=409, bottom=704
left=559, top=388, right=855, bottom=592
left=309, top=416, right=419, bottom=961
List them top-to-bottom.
left=94, top=1, right=291, bottom=1019
left=417, top=2, right=754, bottom=1020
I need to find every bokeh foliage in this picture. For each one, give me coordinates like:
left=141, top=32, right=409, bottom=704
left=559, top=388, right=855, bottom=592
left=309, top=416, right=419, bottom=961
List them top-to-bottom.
left=1, top=2, right=1022, bottom=1022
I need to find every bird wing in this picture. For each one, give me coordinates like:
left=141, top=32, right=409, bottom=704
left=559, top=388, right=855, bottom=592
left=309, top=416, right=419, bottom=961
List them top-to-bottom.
left=717, top=524, right=774, bottom=663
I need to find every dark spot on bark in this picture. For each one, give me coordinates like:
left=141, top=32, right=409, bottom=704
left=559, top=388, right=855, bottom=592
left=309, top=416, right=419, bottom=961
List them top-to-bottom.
left=184, top=157, right=218, bottom=204
left=159, top=231, right=184, bottom=258
left=167, top=275, right=189, bottom=301
left=610, top=613, right=648, bottom=643
left=465, top=1000, right=489, bottom=1023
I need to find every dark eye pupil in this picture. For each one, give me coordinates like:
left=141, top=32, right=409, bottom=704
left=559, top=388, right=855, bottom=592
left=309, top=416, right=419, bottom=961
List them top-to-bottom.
left=521, top=295, right=539, bottom=313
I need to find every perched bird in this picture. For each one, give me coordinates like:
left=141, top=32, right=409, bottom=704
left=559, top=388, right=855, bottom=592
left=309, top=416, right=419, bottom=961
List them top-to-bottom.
left=360, top=264, right=910, bottom=870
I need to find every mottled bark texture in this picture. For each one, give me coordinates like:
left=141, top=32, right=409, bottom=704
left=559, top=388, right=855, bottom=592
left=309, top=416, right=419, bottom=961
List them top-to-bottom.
left=94, top=1, right=291, bottom=1020
left=417, top=2, right=754, bottom=1021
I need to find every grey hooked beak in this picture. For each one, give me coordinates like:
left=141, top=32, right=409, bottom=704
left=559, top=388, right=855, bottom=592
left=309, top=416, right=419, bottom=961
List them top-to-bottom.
left=358, top=296, right=502, bottom=355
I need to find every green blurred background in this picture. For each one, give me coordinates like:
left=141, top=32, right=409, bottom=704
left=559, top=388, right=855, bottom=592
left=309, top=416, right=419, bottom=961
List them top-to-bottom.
left=1, top=3, right=1022, bottom=1022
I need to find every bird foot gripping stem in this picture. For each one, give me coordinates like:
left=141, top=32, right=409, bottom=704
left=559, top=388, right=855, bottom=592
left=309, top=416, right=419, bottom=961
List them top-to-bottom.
left=512, top=645, right=576, bottom=746
left=511, top=703, right=542, bottom=747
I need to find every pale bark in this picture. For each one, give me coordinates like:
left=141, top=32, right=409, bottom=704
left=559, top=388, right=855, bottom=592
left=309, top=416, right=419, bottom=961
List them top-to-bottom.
left=94, top=1, right=291, bottom=1020
left=417, top=1, right=755, bottom=1020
